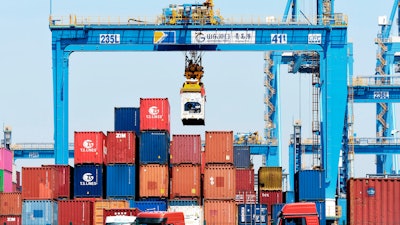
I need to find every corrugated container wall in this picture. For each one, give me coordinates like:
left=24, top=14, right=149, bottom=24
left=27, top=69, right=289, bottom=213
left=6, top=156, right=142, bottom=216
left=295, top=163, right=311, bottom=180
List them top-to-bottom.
left=140, top=98, right=170, bottom=133
left=114, top=107, right=140, bottom=133
left=74, top=131, right=106, bottom=164
left=106, top=131, right=137, bottom=165
left=139, top=131, right=170, bottom=164
left=204, top=131, right=234, bottom=164
left=170, top=134, right=201, bottom=165
left=234, top=146, right=251, bottom=168
left=0, top=148, right=12, bottom=172
left=42, top=164, right=73, bottom=199
left=74, top=164, right=104, bottom=198
left=106, top=164, right=136, bottom=198
left=139, top=164, right=169, bottom=198
left=170, top=164, right=201, bottom=199
left=203, top=164, right=236, bottom=199
left=21, top=167, right=56, bottom=200
left=258, top=167, right=282, bottom=191
left=236, top=168, right=255, bottom=192
left=0, top=170, right=12, bottom=193
left=295, top=170, right=325, bottom=201
left=348, top=178, right=400, bottom=225
left=258, top=190, right=283, bottom=215
left=235, top=191, right=257, bottom=204
left=0, top=192, right=22, bottom=215
left=58, top=199, right=94, bottom=225
left=204, top=199, right=237, bottom=225
left=22, top=200, right=58, bottom=225
left=94, top=200, right=129, bottom=225
left=132, top=200, right=167, bottom=211
left=238, top=204, right=268, bottom=225
left=0, top=215, right=21, bottom=225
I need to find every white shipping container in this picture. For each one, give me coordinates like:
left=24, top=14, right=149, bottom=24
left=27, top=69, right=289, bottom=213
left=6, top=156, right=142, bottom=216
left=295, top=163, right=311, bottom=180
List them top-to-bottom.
left=180, top=92, right=205, bottom=124
left=168, top=205, right=204, bottom=225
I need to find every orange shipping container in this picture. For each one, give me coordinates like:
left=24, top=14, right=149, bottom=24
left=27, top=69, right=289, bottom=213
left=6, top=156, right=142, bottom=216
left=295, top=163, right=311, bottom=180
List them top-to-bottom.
left=205, top=131, right=233, bottom=164
left=139, top=164, right=169, bottom=198
left=170, top=164, right=201, bottom=199
left=203, top=164, right=236, bottom=199
left=21, top=167, right=57, bottom=200
left=0, top=192, right=22, bottom=215
left=204, top=199, right=237, bottom=225
left=94, top=200, right=129, bottom=225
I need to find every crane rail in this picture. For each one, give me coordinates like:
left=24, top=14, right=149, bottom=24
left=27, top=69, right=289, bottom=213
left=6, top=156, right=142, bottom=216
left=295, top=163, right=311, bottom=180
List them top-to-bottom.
left=11, top=143, right=74, bottom=151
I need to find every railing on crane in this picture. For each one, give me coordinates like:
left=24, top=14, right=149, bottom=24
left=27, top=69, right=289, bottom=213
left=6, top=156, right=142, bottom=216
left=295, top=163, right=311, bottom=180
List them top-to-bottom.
left=351, top=75, right=400, bottom=86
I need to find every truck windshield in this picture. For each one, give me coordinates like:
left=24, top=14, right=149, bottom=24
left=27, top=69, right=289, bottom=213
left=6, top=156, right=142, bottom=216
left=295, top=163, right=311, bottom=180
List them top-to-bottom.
left=279, top=218, right=307, bottom=225
left=106, top=223, right=135, bottom=225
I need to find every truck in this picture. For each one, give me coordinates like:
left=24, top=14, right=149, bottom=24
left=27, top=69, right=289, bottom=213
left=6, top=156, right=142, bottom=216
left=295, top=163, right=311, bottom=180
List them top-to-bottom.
left=275, top=202, right=320, bottom=225
left=104, top=208, right=140, bottom=225
left=135, top=211, right=185, bottom=225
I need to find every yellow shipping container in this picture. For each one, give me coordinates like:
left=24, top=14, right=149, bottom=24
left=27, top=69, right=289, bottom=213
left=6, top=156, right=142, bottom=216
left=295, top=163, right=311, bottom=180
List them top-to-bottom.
left=258, top=166, right=282, bottom=191
left=94, top=199, right=129, bottom=225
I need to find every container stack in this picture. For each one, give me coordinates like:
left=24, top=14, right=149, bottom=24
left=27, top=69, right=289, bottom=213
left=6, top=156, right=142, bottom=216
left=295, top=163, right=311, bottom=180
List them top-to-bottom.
left=137, top=98, right=170, bottom=209
left=203, top=131, right=237, bottom=225
left=234, top=145, right=256, bottom=204
left=258, top=166, right=283, bottom=216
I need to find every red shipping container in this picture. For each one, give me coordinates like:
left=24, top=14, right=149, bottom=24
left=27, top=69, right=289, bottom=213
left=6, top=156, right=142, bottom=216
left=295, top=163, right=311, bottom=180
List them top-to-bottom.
left=140, top=98, right=170, bottom=133
left=74, top=131, right=106, bottom=164
left=106, top=131, right=136, bottom=164
left=205, top=131, right=234, bottom=164
left=170, top=134, right=201, bottom=165
left=201, top=151, right=205, bottom=174
left=139, top=164, right=169, bottom=198
left=170, top=164, right=201, bottom=199
left=203, top=164, right=236, bottom=199
left=42, top=165, right=72, bottom=199
left=21, top=167, right=57, bottom=200
left=236, top=168, right=255, bottom=192
left=348, top=178, right=400, bottom=225
left=258, top=190, right=283, bottom=214
left=235, top=191, right=257, bottom=204
left=0, top=192, right=22, bottom=215
left=58, top=199, right=94, bottom=225
left=204, top=199, right=237, bottom=225
left=103, top=208, right=140, bottom=224
left=0, top=215, right=21, bottom=225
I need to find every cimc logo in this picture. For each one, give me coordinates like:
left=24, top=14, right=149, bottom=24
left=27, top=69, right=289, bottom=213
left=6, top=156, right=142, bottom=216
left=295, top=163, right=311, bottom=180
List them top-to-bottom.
left=146, top=106, right=163, bottom=119
left=80, top=139, right=97, bottom=152
left=80, top=172, right=97, bottom=186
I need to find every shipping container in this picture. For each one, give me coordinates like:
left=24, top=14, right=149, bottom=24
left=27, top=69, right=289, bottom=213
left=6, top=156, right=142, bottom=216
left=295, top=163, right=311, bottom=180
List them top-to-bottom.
left=140, top=98, right=170, bottom=133
left=114, top=107, right=140, bottom=133
left=74, top=131, right=106, bottom=164
left=106, top=131, right=137, bottom=165
left=139, top=131, right=170, bottom=164
left=204, top=131, right=234, bottom=164
left=170, top=134, right=201, bottom=165
left=234, top=145, right=251, bottom=168
left=0, top=148, right=12, bottom=172
left=12, top=163, right=17, bottom=184
left=42, top=164, right=73, bottom=199
left=74, top=164, right=104, bottom=198
left=106, top=164, right=136, bottom=198
left=139, top=164, right=169, bottom=198
left=170, top=164, right=201, bottom=199
left=203, top=164, right=236, bottom=199
left=21, top=167, right=57, bottom=200
left=258, top=167, right=282, bottom=191
left=236, top=168, right=255, bottom=192
left=0, top=170, right=12, bottom=193
left=295, top=170, right=325, bottom=201
left=348, top=178, right=400, bottom=225
left=258, top=190, right=283, bottom=215
left=235, top=191, right=257, bottom=204
left=0, top=192, right=22, bottom=215
left=58, top=199, right=94, bottom=225
left=132, top=199, right=168, bottom=211
left=168, top=199, right=200, bottom=206
left=204, top=199, right=237, bottom=225
left=22, top=200, right=58, bottom=225
left=94, top=200, right=129, bottom=225
left=238, top=204, right=268, bottom=225
left=168, top=205, right=204, bottom=225
left=103, top=208, right=141, bottom=225
left=0, top=215, right=21, bottom=225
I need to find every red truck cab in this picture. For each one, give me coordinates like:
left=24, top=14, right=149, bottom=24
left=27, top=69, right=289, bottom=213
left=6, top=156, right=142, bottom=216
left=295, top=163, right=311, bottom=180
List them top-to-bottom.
left=276, top=202, right=320, bottom=225
left=135, top=211, right=185, bottom=225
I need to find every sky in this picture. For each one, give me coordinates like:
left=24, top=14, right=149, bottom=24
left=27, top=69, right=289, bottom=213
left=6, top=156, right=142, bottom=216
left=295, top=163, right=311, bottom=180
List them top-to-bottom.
left=1, top=0, right=399, bottom=176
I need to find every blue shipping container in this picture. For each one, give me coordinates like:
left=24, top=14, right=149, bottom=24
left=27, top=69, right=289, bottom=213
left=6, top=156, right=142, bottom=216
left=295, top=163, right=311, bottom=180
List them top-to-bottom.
left=115, top=107, right=140, bottom=133
left=139, top=131, right=170, bottom=164
left=234, top=145, right=251, bottom=168
left=74, top=164, right=104, bottom=198
left=106, top=164, right=136, bottom=198
left=295, top=170, right=325, bottom=201
left=132, top=199, right=168, bottom=212
left=22, top=200, right=58, bottom=225
left=238, top=204, right=268, bottom=225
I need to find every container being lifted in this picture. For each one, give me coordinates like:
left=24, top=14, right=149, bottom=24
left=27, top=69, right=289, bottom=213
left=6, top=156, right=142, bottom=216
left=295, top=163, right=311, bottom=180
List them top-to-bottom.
left=181, top=51, right=206, bottom=125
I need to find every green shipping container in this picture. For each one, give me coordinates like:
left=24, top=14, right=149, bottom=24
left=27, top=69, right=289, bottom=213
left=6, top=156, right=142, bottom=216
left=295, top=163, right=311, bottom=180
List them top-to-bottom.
left=258, top=167, right=282, bottom=191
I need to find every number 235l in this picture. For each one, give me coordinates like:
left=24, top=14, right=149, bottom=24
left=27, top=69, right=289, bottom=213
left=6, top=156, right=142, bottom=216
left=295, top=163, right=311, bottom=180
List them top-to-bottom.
left=99, top=34, right=120, bottom=44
